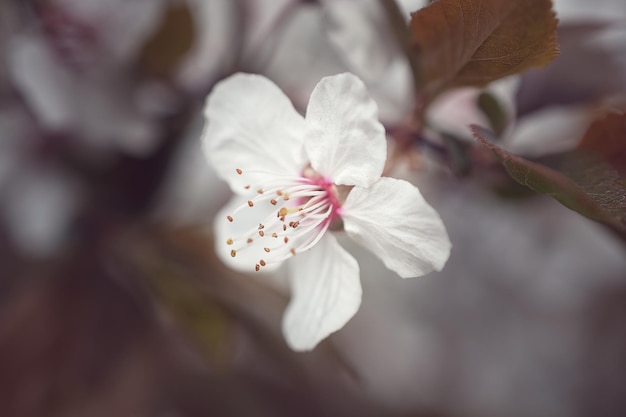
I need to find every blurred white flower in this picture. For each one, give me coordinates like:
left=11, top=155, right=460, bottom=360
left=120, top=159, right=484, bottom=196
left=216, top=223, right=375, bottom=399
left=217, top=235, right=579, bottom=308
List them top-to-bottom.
left=8, top=33, right=160, bottom=156
left=202, top=72, right=451, bottom=350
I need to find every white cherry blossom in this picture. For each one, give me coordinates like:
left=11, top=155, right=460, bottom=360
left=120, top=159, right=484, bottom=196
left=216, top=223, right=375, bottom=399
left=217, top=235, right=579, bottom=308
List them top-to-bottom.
left=202, top=72, right=451, bottom=351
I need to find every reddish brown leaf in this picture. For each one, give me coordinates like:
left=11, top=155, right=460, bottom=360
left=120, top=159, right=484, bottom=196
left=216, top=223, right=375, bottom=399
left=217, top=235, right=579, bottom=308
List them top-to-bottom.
left=410, top=0, right=559, bottom=92
left=139, top=3, right=195, bottom=78
left=517, top=23, right=626, bottom=116
left=578, top=112, right=626, bottom=176
left=473, top=125, right=626, bottom=234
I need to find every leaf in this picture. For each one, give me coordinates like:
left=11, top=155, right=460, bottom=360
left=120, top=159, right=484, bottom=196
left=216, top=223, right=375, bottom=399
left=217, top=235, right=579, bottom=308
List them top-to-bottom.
left=410, top=0, right=559, bottom=92
left=138, top=3, right=195, bottom=78
left=517, top=23, right=626, bottom=117
left=477, top=91, right=508, bottom=137
left=578, top=112, right=626, bottom=176
left=473, top=123, right=626, bottom=234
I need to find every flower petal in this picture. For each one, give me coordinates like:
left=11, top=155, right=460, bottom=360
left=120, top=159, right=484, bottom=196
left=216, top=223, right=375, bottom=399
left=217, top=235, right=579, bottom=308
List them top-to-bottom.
left=202, top=73, right=308, bottom=193
left=304, top=73, right=386, bottom=187
left=342, top=177, right=451, bottom=278
left=282, top=234, right=361, bottom=351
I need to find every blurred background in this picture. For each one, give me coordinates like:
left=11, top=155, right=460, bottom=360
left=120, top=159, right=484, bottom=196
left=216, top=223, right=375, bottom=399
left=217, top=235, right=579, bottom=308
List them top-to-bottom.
left=1, top=0, right=626, bottom=416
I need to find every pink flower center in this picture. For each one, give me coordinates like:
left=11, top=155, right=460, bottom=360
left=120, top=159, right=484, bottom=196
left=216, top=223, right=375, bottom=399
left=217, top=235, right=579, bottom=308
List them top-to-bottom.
left=224, top=167, right=343, bottom=271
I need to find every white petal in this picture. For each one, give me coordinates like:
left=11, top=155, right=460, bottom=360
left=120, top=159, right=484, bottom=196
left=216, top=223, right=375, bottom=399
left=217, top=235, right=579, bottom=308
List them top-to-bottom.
left=202, top=73, right=308, bottom=193
left=304, top=73, right=386, bottom=187
left=504, top=105, right=594, bottom=156
left=342, top=177, right=451, bottom=278
left=282, top=234, right=361, bottom=351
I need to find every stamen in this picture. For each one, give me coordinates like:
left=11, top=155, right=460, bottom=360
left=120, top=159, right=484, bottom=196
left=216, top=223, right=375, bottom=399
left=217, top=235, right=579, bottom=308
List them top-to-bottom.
left=221, top=169, right=342, bottom=270
left=244, top=185, right=250, bottom=189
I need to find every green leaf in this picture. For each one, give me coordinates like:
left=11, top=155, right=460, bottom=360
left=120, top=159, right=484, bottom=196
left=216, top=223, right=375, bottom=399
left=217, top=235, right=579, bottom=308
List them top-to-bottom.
left=477, top=92, right=508, bottom=137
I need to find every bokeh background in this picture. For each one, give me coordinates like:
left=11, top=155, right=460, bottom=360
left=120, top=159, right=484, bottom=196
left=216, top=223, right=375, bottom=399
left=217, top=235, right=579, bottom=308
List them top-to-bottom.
left=1, top=1, right=626, bottom=416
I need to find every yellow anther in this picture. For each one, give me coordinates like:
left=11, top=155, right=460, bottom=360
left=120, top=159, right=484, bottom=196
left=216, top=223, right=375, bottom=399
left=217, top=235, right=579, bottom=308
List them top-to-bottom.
left=226, top=238, right=233, bottom=245
left=230, top=249, right=237, bottom=257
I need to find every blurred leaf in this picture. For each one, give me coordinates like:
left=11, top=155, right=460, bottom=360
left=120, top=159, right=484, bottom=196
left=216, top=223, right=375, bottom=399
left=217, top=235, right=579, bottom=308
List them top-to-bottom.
left=410, top=0, right=559, bottom=93
left=139, top=3, right=195, bottom=78
left=517, top=23, right=626, bottom=116
left=477, top=92, right=508, bottom=137
left=578, top=112, right=626, bottom=175
left=473, top=120, right=626, bottom=235
left=441, top=133, right=473, bottom=176
left=132, top=227, right=367, bottom=383
left=150, top=266, right=233, bottom=364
